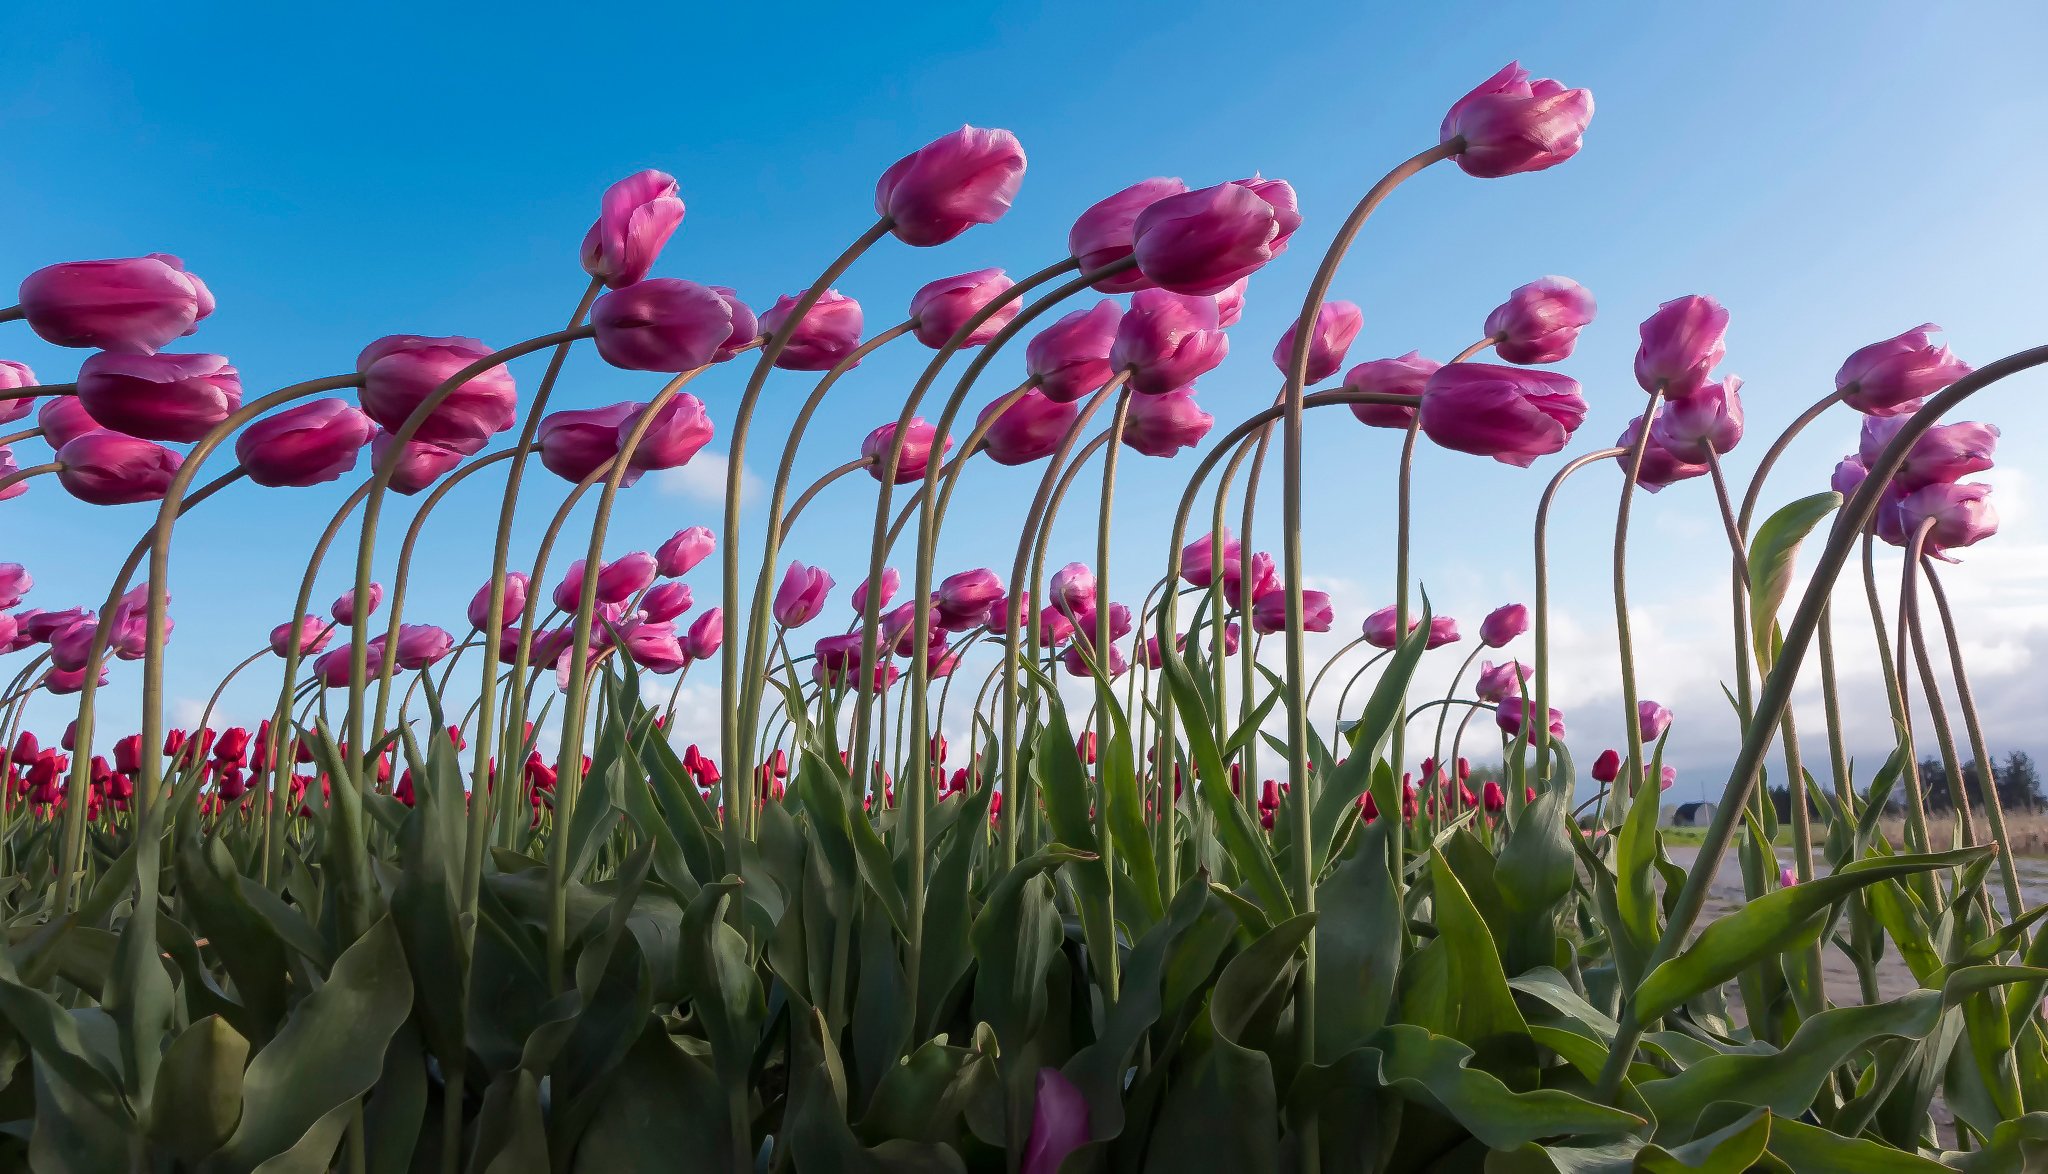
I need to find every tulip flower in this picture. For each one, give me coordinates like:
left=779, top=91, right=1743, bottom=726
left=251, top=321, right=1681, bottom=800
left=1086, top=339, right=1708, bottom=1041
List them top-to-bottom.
left=1440, top=62, right=1593, bottom=178
left=874, top=126, right=1026, bottom=247
left=580, top=169, right=685, bottom=289
left=1231, top=176, right=1301, bottom=252
left=1069, top=178, right=1187, bottom=291
left=1131, top=182, right=1286, bottom=297
left=18, top=254, right=212, bottom=353
left=909, top=269, right=1018, bottom=349
left=1486, top=277, right=1595, bottom=364
left=1214, top=278, right=1250, bottom=328
left=592, top=279, right=735, bottom=372
left=1111, top=289, right=1230, bottom=394
left=758, top=290, right=863, bottom=371
left=1633, top=295, right=1728, bottom=398
left=1271, top=300, right=1363, bottom=383
left=1026, top=301, right=1123, bottom=402
left=1837, top=324, right=1973, bottom=417
left=357, top=335, right=517, bottom=454
left=75, top=351, right=241, bottom=442
left=1339, top=353, right=1436, bottom=431
left=0, top=361, right=33, bottom=426
left=1419, top=363, right=1586, bottom=467
left=1651, top=375, right=1744, bottom=462
left=978, top=388, right=1076, bottom=465
left=1121, top=389, right=1213, bottom=457
left=623, top=393, right=714, bottom=472
left=38, top=397, right=101, bottom=449
left=235, top=398, right=375, bottom=487
left=539, top=402, right=638, bottom=485
left=1616, top=416, right=1708, bottom=493
left=862, top=418, right=949, bottom=483
left=1894, top=421, right=1998, bottom=490
left=370, top=431, right=464, bottom=494
left=55, top=432, right=182, bottom=504
left=0, top=448, right=23, bottom=501
left=1831, top=454, right=1868, bottom=499
left=1885, top=481, right=1998, bottom=560
left=656, top=526, right=715, bottom=577
left=1179, top=528, right=1239, bottom=588
left=1223, top=551, right=1278, bottom=611
left=553, top=554, right=658, bottom=611
left=773, top=562, right=833, bottom=627
left=1048, top=563, right=1097, bottom=616
left=0, top=564, right=28, bottom=609
left=935, top=568, right=1003, bottom=631
left=852, top=569, right=899, bottom=615
left=468, top=573, right=528, bottom=631
left=639, top=580, right=693, bottom=623
left=332, top=584, right=382, bottom=626
left=106, top=585, right=157, bottom=660
left=1252, top=586, right=1332, bottom=634
left=1479, top=603, right=1529, bottom=648
left=1033, top=604, right=1074, bottom=648
left=1362, top=606, right=1460, bottom=650
left=684, top=607, right=722, bottom=659
left=23, top=608, right=89, bottom=642
left=0, top=611, right=19, bottom=652
left=618, top=619, right=688, bottom=674
left=392, top=624, right=454, bottom=670
left=1062, top=640, right=1129, bottom=679
left=314, top=641, right=387, bottom=687
left=814, top=655, right=901, bottom=693
left=1475, top=660, right=1527, bottom=703
left=1495, top=696, right=1566, bottom=739
left=1638, top=700, right=1672, bottom=742
left=1483, top=780, right=1506, bottom=813
left=1779, top=867, right=1797, bottom=888
left=1022, top=1068, right=1090, bottom=1174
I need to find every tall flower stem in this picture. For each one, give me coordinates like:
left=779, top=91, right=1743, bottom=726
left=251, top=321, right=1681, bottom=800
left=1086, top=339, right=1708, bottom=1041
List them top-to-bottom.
left=1594, top=342, right=2048, bottom=1104
left=880, top=379, right=1037, bottom=548
left=1088, top=384, right=1134, bottom=998
left=1613, top=389, right=1664, bottom=801
left=0, top=425, right=42, bottom=447
left=1531, top=447, right=1624, bottom=791
left=777, top=458, right=874, bottom=539
left=0, top=463, right=59, bottom=496
left=1899, top=523, right=1978, bottom=846
left=1863, top=533, right=1931, bottom=853
left=1922, top=560, right=2026, bottom=920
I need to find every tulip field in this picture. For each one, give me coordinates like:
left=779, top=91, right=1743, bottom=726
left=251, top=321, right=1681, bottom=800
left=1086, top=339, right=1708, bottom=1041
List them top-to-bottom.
left=2, top=60, right=2047, bottom=1172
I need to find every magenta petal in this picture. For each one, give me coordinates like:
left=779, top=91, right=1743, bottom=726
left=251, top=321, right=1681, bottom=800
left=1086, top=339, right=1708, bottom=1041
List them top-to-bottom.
left=1022, top=1068, right=1090, bottom=1174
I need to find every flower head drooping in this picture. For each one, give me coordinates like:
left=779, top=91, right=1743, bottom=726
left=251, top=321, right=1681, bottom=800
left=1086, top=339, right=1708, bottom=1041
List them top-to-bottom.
left=1440, top=63, right=1593, bottom=178
left=875, top=126, right=1026, bottom=247
left=580, top=170, right=685, bottom=289
left=1069, top=178, right=1187, bottom=292
left=1131, top=182, right=1289, bottom=296
left=18, top=254, right=213, bottom=353
left=909, top=269, right=1019, bottom=349
left=1485, top=277, right=1596, bottom=364
left=592, top=279, right=736, bottom=372
left=758, top=290, right=863, bottom=371
left=1111, top=290, right=1229, bottom=394
left=1634, top=295, right=1729, bottom=398
left=1271, top=300, right=1364, bottom=384
left=1026, top=301, right=1123, bottom=403
left=1837, top=325, right=1973, bottom=417
left=357, top=335, right=517, bottom=455
left=77, top=352, right=241, bottom=442
left=1344, top=352, right=1438, bottom=430
left=1419, top=363, right=1586, bottom=467
left=1650, top=375, right=1745, bottom=462
left=978, top=389, right=1077, bottom=466
left=1121, top=389, right=1213, bottom=457
left=236, top=399, right=375, bottom=488
left=539, top=402, right=639, bottom=485
left=1615, top=416, right=1708, bottom=494
left=862, top=418, right=950, bottom=484
left=371, top=431, right=464, bottom=495
left=55, top=433, right=183, bottom=505
left=656, top=527, right=716, bottom=577
left=772, top=562, right=834, bottom=628
left=331, top=583, right=383, bottom=626
left=1479, top=604, right=1529, bottom=648
left=1362, top=606, right=1460, bottom=650
left=1495, top=696, right=1566, bottom=739
left=1637, top=700, right=1673, bottom=742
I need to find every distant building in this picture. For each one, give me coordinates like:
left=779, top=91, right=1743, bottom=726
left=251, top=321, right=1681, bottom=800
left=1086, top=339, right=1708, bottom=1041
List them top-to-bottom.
left=1670, top=801, right=1715, bottom=827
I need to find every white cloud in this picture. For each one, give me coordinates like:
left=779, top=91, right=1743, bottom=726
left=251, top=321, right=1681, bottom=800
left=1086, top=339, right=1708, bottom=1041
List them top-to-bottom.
left=657, top=450, right=762, bottom=507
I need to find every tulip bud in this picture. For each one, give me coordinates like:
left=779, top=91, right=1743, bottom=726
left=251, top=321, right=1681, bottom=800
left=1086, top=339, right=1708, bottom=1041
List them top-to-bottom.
left=1440, top=63, right=1593, bottom=178
left=874, top=126, right=1026, bottom=247
left=580, top=170, right=685, bottom=289
left=1068, top=178, right=1187, bottom=292
left=1132, top=182, right=1285, bottom=296
left=18, top=255, right=212, bottom=353
left=909, top=269, right=1018, bottom=349
left=1485, top=277, right=1595, bottom=364
left=592, top=279, right=735, bottom=372
left=758, top=290, right=863, bottom=371
left=1111, top=290, right=1230, bottom=395
left=1633, top=296, right=1728, bottom=398
left=1271, top=300, right=1364, bottom=384
left=1025, top=301, right=1123, bottom=403
left=1837, top=324, right=1972, bottom=417
left=357, top=335, right=516, bottom=454
left=76, top=351, right=241, bottom=442
left=0, top=362, right=33, bottom=427
left=1419, top=363, right=1586, bottom=468
left=1652, top=375, right=1745, bottom=462
left=977, top=388, right=1076, bottom=466
left=1120, top=389, right=1213, bottom=458
left=622, top=393, right=714, bottom=472
left=236, top=398, right=375, bottom=487
left=538, top=402, right=638, bottom=484
left=1616, top=416, right=1708, bottom=494
left=862, top=418, right=950, bottom=484
left=1895, top=421, right=1998, bottom=490
left=371, top=431, right=465, bottom=495
left=55, top=432, right=182, bottom=505
left=656, top=526, right=715, bottom=577
left=1178, top=529, right=1239, bottom=588
left=773, top=562, right=833, bottom=628
left=0, top=563, right=30, bottom=610
left=852, top=569, right=899, bottom=615
left=934, top=569, right=1003, bottom=631
left=640, top=581, right=694, bottom=623
left=331, top=583, right=382, bottom=626
left=1252, top=587, right=1332, bottom=634
left=1479, top=604, right=1529, bottom=648
left=1362, top=606, right=1460, bottom=650
left=684, top=608, right=722, bottom=660
left=392, top=624, right=454, bottom=670
left=1475, top=660, right=1526, bottom=703
left=1495, top=696, right=1566, bottom=740
left=1638, top=700, right=1673, bottom=742
left=1591, top=749, right=1621, bottom=783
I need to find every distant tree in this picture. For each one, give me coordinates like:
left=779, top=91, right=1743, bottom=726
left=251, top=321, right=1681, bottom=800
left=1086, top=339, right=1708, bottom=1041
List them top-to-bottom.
left=2001, top=750, right=2043, bottom=811
left=1918, top=756, right=1952, bottom=812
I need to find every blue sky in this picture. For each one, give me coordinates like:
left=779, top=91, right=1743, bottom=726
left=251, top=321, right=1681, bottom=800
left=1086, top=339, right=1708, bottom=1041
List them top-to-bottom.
left=5, top=1, right=2047, bottom=792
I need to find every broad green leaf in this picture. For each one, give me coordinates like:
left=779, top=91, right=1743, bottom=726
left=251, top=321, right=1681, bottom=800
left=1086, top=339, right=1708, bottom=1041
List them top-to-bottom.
left=1747, top=492, right=1840, bottom=665
left=1311, top=603, right=1431, bottom=869
left=1156, top=641, right=1292, bottom=916
left=1315, top=818, right=1401, bottom=1060
left=1428, top=848, right=1536, bottom=1089
left=678, top=878, right=765, bottom=1096
left=148, top=1015, right=247, bottom=1162
left=569, top=1024, right=732, bottom=1172
left=1361, top=1024, right=1641, bottom=1150
left=1634, top=1106, right=1769, bottom=1172
left=1765, top=1114, right=1947, bottom=1172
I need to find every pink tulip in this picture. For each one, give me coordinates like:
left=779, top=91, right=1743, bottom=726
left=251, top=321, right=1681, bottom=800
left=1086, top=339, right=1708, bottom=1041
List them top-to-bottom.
left=1440, top=63, right=1593, bottom=178
left=874, top=126, right=1026, bottom=247
left=580, top=170, right=685, bottom=289
left=1231, top=176, right=1301, bottom=253
left=1069, top=178, right=1187, bottom=291
left=1132, top=182, right=1285, bottom=296
left=18, top=255, right=212, bottom=353
left=909, top=269, right=1018, bottom=349
left=1215, top=277, right=1249, bottom=327
left=1486, top=277, right=1595, bottom=364
left=592, top=279, right=735, bottom=372
left=708, top=287, right=759, bottom=361
left=758, top=290, right=863, bottom=371
left=1111, top=290, right=1229, bottom=394
left=1633, top=295, right=1728, bottom=398
left=1272, top=300, right=1364, bottom=383
left=1026, top=301, right=1123, bottom=403
left=1837, top=324, right=1973, bottom=417
left=357, top=335, right=516, bottom=454
left=76, top=351, right=241, bottom=442
left=1344, top=352, right=1438, bottom=429
left=0, top=361, right=35, bottom=426
left=1419, top=363, right=1586, bottom=467
left=1650, top=375, right=1745, bottom=462
left=978, top=388, right=1076, bottom=465
left=1121, top=389, right=1212, bottom=457
left=623, top=393, right=715, bottom=472
left=39, top=397, right=101, bottom=449
left=236, top=398, right=374, bottom=487
left=539, top=402, right=639, bottom=485
left=1616, top=416, right=1707, bottom=493
left=862, top=418, right=949, bottom=484
left=1894, top=421, right=1998, bottom=490
left=370, top=431, right=464, bottom=495
left=54, top=432, right=182, bottom=504
left=0, top=448, right=26, bottom=501
left=1832, top=454, right=1868, bottom=499
left=1884, top=481, right=1997, bottom=560
left=656, top=526, right=715, bottom=577
left=1179, top=528, right=1239, bottom=588
left=1223, top=552, right=1277, bottom=610
left=553, top=554, right=658, bottom=611
left=773, top=562, right=833, bottom=627
left=1049, top=563, right=1097, bottom=616
left=0, top=564, right=29, bottom=609
left=935, top=568, right=1004, bottom=631
left=851, top=569, right=899, bottom=615
left=468, top=573, right=528, bottom=630
left=639, top=581, right=693, bottom=623
left=331, top=583, right=382, bottom=626
left=1252, top=587, right=1332, bottom=634
left=1476, top=605, right=1527, bottom=648
left=1362, top=606, right=1460, bottom=650
left=23, top=608, right=90, bottom=643
left=684, top=608, right=722, bottom=659
left=618, top=619, right=688, bottom=674
left=392, top=624, right=454, bottom=670
left=1061, top=640, right=1129, bottom=679
left=314, top=642, right=385, bottom=688
left=813, top=654, right=900, bottom=693
left=1475, top=660, right=1527, bottom=702
left=46, top=667, right=107, bottom=695
left=1495, top=696, right=1566, bottom=740
left=1638, top=700, right=1672, bottom=742
left=1779, top=867, right=1797, bottom=888
left=1021, top=1069, right=1090, bottom=1174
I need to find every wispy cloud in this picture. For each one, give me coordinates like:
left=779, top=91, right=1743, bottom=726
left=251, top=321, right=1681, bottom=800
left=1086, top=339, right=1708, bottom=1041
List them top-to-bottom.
left=658, top=450, right=762, bottom=508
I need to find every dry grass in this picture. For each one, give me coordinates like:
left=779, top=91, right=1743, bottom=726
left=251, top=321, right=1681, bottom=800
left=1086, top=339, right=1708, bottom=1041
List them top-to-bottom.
left=1874, top=808, right=2048, bottom=856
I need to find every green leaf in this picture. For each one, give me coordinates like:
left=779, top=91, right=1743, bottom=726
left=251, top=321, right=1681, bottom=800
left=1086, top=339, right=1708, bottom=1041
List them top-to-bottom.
left=1747, top=492, right=1840, bottom=665
left=1312, top=602, right=1431, bottom=869
left=1155, top=642, right=1292, bottom=915
left=1315, top=818, right=1401, bottom=1060
left=1633, top=845, right=1991, bottom=1023
left=971, top=847, right=1087, bottom=1053
left=1427, top=848, right=1536, bottom=1088
left=678, top=878, right=765, bottom=1096
left=211, top=915, right=415, bottom=1172
left=148, top=1015, right=248, bottom=1162
left=569, top=1023, right=732, bottom=1172
left=1361, top=1024, right=1641, bottom=1150
left=1634, top=1106, right=1769, bottom=1172
left=1764, top=1114, right=1948, bottom=1172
